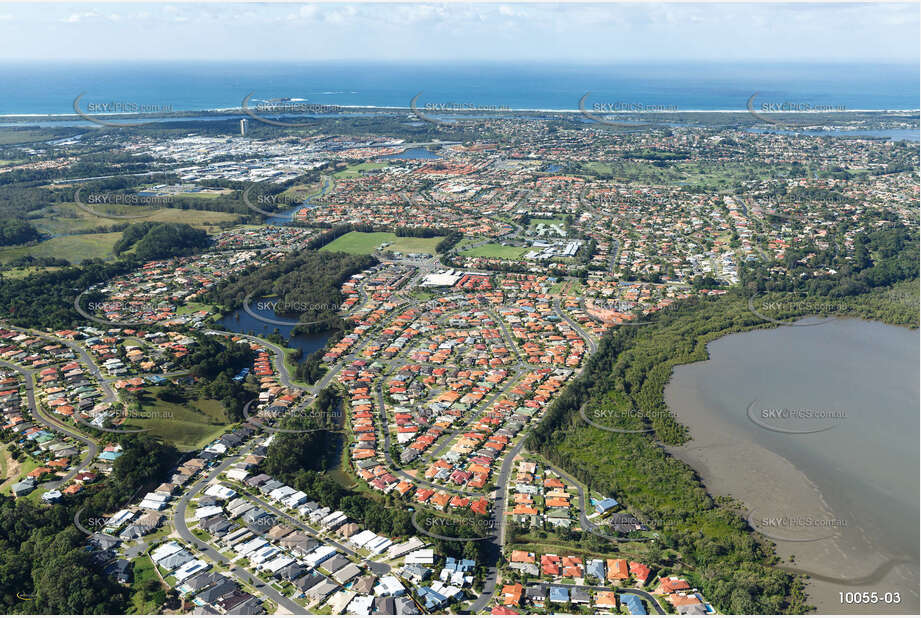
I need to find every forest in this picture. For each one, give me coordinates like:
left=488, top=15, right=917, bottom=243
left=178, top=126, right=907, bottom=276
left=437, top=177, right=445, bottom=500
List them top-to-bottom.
left=206, top=248, right=377, bottom=336
left=0, top=435, right=177, bottom=614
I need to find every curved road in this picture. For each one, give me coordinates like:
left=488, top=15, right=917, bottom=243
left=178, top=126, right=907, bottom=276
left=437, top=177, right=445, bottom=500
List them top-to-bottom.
left=0, top=360, right=99, bottom=491
left=172, top=444, right=309, bottom=615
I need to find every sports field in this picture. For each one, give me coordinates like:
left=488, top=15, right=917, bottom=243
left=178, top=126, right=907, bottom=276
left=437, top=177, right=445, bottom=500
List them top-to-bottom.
left=320, top=231, right=444, bottom=255
left=460, top=243, right=527, bottom=259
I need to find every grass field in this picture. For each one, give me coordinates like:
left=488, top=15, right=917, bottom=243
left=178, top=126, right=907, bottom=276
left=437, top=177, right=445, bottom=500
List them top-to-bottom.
left=0, top=128, right=74, bottom=145
left=332, top=162, right=387, bottom=179
left=29, top=202, right=242, bottom=236
left=530, top=217, right=565, bottom=227
left=320, top=231, right=444, bottom=256
left=0, top=232, right=122, bottom=265
left=460, top=243, right=528, bottom=259
left=0, top=266, right=65, bottom=279
left=177, top=301, right=216, bottom=316
left=130, top=388, right=232, bottom=451
left=0, top=455, right=40, bottom=496
left=129, top=555, right=164, bottom=614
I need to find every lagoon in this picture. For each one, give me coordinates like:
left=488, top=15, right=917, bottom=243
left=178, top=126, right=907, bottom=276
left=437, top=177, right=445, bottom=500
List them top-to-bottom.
left=665, top=318, right=919, bottom=613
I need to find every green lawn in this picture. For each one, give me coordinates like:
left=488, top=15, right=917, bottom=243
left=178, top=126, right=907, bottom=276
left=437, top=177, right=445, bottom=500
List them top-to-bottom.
left=0, top=128, right=73, bottom=145
left=332, top=162, right=387, bottom=179
left=28, top=202, right=241, bottom=236
left=530, top=217, right=566, bottom=227
left=320, top=231, right=444, bottom=256
left=0, top=232, right=123, bottom=265
left=460, top=243, right=528, bottom=259
left=0, top=266, right=65, bottom=279
left=177, top=301, right=216, bottom=316
left=128, top=389, right=232, bottom=451
left=0, top=455, right=41, bottom=496
left=129, top=555, right=164, bottom=614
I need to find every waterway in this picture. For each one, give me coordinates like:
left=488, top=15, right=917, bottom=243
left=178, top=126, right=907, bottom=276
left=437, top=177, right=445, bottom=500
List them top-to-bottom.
left=216, top=296, right=332, bottom=360
left=665, top=318, right=919, bottom=614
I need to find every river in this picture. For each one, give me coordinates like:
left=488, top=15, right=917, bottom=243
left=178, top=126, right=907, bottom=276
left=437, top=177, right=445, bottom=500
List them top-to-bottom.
left=664, top=318, right=919, bottom=614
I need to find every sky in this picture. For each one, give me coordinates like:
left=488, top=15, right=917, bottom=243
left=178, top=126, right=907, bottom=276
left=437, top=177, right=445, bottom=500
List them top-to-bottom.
left=0, top=2, right=917, bottom=63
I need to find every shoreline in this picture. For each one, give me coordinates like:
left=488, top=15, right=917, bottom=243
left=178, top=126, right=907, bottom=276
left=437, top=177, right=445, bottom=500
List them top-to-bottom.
left=1, top=106, right=919, bottom=119
left=662, top=319, right=919, bottom=614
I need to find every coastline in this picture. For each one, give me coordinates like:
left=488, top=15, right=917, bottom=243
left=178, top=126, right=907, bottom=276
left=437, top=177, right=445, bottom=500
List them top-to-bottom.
left=1, top=106, right=919, bottom=119
left=663, top=319, right=920, bottom=614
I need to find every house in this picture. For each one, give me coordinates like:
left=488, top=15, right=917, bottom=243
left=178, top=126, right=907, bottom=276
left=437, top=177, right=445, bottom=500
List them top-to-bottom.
left=11, top=478, right=36, bottom=497
left=594, top=496, right=619, bottom=514
left=586, top=558, right=606, bottom=581
left=607, top=558, right=629, bottom=582
left=106, top=559, right=133, bottom=584
left=629, top=561, right=652, bottom=586
left=332, top=563, right=362, bottom=584
left=654, top=575, right=691, bottom=595
left=500, top=583, right=523, bottom=607
left=526, top=583, right=548, bottom=603
left=548, top=586, right=569, bottom=604
left=571, top=587, right=590, bottom=605
left=595, top=590, right=618, bottom=609
left=669, top=592, right=709, bottom=615
left=621, top=593, right=647, bottom=615
left=394, top=595, right=419, bottom=615
left=373, top=597, right=396, bottom=615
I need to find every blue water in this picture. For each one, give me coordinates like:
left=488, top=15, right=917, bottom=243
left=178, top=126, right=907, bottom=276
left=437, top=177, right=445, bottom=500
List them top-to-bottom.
left=0, top=62, right=917, bottom=115
left=748, top=127, right=920, bottom=142
left=382, top=147, right=441, bottom=160
left=216, top=298, right=332, bottom=360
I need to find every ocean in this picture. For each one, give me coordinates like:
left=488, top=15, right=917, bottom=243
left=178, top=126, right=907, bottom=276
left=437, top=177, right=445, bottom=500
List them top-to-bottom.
left=0, top=61, right=918, bottom=115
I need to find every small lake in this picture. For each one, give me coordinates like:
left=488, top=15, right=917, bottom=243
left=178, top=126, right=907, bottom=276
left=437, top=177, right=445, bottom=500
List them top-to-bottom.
left=382, top=147, right=441, bottom=160
left=216, top=297, right=332, bottom=360
left=665, top=318, right=919, bottom=613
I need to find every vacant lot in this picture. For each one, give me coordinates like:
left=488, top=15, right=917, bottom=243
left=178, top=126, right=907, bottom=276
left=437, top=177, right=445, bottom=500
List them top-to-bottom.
left=30, top=202, right=242, bottom=236
left=320, top=231, right=444, bottom=256
left=0, top=232, right=122, bottom=264
left=460, top=243, right=527, bottom=259
left=129, top=388, right=231, bottom=451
